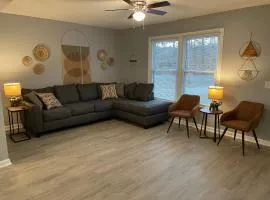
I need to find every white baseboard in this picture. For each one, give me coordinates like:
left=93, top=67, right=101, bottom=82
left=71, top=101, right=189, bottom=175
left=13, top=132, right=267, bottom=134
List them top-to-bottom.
left=173, top=119, right=270, bottom=147
left=0, top=159, right=12, bottom=168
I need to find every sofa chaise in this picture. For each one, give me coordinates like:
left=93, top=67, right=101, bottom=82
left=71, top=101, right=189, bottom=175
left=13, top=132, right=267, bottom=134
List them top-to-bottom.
left=22, top=83, right=171, bottom=137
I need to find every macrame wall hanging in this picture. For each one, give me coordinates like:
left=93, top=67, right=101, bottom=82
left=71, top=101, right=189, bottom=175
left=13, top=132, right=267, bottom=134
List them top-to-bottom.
left=60, top=29, right=91, bottom=84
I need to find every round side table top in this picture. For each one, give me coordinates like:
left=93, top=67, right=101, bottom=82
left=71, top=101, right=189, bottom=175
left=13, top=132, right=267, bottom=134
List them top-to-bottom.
left=200, top=107, right=223, bottom=115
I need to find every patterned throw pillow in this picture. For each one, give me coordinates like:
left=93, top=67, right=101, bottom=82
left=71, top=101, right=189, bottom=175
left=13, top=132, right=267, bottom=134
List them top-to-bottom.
left=100, top=84, right=118, bottom=100
left=37, top=93, right=62, bottom=110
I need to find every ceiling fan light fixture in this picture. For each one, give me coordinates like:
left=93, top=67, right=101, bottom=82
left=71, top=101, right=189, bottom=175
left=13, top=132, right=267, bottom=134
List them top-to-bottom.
left=133, top=11, right=146, bottom=22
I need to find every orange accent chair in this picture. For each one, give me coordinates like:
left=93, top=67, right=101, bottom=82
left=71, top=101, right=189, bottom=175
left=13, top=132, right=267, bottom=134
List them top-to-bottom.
left=167, top=94, right=200, bottom=138
left=217, top=101, right=264, bottom=156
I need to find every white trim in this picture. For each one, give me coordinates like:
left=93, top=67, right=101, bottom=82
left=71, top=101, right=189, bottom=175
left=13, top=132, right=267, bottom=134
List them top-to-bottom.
left=148, top=28, right=224, bottom=102
left=149, top=28, right=224, bottom=41
left=173, top=119, right=270, bottom=147
left=0, top=159, right=12, bottom=169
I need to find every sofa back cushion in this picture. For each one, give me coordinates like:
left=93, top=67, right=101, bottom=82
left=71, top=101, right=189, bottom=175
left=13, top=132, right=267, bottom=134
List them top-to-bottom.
left=77, top=83, right=98, bottom=101
left=115, top=83, right=125, bottom=98
left=124, top=83, right=137, bottom=99
left=134, top=83, right=154, bottom=101
left=54, top=84, right=79, bottom=104
left=22, top=87, right=54, bottom=96
left=24, top=91, right=43, bottom=108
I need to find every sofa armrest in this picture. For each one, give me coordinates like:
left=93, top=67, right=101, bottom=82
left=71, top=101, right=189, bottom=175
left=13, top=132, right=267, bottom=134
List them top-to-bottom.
left=22, top=101, right=44, bottom=136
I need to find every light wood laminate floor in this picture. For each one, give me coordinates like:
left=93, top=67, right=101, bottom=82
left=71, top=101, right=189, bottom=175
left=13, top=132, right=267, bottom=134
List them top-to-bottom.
left=1, top=120, right=270, bottom=200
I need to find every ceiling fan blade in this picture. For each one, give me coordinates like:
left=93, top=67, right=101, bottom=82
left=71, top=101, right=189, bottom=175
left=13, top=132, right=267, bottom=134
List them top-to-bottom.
left=123, top=0, right=133, bottom=6
left=147, top=1, right=171, bottom=9
left=105, top=9, right=130, bottom=11
left=147, top=9, right=167, bottom=16
left=128, top=13, right=134, bottom=19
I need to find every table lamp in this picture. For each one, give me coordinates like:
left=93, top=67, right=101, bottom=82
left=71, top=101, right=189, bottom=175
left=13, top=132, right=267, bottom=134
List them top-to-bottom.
left=4, top=83, right=22, bottom=107
left=208, top=86, right=224, bottom=111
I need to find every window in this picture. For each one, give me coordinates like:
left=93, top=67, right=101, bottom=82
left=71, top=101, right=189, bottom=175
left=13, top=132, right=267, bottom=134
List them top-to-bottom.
left=149, top=29, right=223, bottom=105
left=182, top=35, right=220, bottom=105
left=151, top=39, right=179, bottom=101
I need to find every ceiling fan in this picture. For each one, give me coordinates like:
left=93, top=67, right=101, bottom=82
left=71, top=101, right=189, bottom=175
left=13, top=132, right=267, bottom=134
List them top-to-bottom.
left=105, top=0, right=171, bottom=22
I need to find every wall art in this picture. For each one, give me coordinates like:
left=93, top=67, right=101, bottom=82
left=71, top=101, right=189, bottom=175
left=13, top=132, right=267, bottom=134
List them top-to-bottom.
left=33, top=44, right=50, bottom=62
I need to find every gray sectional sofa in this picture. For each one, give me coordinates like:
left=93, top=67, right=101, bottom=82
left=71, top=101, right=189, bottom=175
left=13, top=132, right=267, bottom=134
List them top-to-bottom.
left=22, top=83, right=171, bottom=137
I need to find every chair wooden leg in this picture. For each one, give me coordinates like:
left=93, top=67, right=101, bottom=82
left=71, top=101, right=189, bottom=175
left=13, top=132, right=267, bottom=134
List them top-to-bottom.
left=167, top=117, right=175, bottom=133
left=178, top=117, right=181, bottom=127
left=193, top=117, right=199, bottom=133
left=185, top=118, right=190, bottom=138
left=217, top=127, right=228, bottom=146
left=234, top=130, right=237, bottom=140
left=252, top=130, right=260, bottom=150
left=242, top=131, right=245, bottom=156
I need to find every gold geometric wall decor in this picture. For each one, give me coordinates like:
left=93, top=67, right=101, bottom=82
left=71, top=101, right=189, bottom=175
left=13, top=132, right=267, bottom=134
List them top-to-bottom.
left=238, top=33, right=261, bottom=81
left=33, top=44, right=50, bottom=62
left=61, top=45, right=91, bottom=84
left=22, top=56, right=33, bottom=67
left=33, top=63, right=45, bottom=75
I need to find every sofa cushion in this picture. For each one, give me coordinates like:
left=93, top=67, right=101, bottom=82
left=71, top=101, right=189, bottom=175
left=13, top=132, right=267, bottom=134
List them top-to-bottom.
left=77, top=83, right=98, bottom=101
left=115, top=83, right=125, bottom=98
left=124, top=83, right=136, bottom=99
left=134, top=83, right=154, bottom=101
left=54, top=84, right=79, bottom=104
left=22, top=87, right=54, bottom=96
left=24, top=91, right=43, bottom=109
left=113, top=99, right=171, bottom=116
left=93, top=100, right=113, bottom=112
left=64, top=102, right=95, bottom=116
left=43, top=107, right=71, bottom=122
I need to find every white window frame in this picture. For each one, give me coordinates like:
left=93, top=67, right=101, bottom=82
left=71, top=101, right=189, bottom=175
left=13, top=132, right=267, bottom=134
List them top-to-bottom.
left=148, top=28, right=224, bottom=104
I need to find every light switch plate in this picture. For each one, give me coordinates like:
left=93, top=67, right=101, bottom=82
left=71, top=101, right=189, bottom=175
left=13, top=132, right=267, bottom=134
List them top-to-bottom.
left=265, top=81, right=270, bottom=89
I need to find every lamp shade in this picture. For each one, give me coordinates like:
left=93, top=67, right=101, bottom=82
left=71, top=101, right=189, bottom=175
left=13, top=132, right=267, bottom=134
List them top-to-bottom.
left=4, top=83, right=21, bottom=97
left=208, top=86, right=224, bottom=100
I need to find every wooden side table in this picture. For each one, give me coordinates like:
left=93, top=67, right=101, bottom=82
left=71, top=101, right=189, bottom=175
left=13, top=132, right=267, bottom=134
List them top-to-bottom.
left=7, top=106, right=31, bottom=143
left=200, top=107, right=223, bottom=143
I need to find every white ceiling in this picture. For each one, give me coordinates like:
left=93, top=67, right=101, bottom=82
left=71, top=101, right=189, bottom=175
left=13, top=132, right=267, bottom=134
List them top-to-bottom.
left=1, top=0, right=270, bottom=29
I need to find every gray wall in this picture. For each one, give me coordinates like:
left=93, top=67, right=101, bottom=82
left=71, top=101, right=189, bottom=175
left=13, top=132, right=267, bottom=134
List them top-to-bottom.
left=119, top=5, right=270, bottom=140
left=0, top=13, right=121, bottom=162
left=0, top=97, right=8, bottom=161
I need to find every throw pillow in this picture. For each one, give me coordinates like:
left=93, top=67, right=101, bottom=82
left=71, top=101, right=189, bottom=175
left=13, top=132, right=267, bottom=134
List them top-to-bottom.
left=97, top=82, right=116, bottom=99
left=77, top=83, right=98, bottom=101
left=115, top=83, right=125, bottom=98
left=124, top=83, right=137, bottom=99
left=134, top=83, right=154, bottom=101
left=100, top=84, right=118, bottom=100
left=24, top=91, right=43, bottom=109
left=37, top=93, right=62, bottom=110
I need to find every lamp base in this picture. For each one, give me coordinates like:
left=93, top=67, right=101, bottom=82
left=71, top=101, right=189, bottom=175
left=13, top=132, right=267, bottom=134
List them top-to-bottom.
left=10, top=97, right=22, bottom=107
left=209, top=101, right=222, bottom=111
